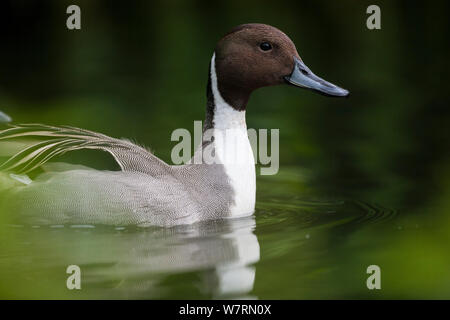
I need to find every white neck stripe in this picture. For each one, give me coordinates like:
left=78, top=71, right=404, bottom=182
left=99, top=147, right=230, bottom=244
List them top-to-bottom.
left=210, top=53, right=247, bottom=130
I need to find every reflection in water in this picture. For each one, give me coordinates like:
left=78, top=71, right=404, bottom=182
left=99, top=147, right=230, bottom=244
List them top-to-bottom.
left=0, top=164, right=446, bottom=300
left=1, top=186, right=448, bottom=299
left=0, top=191, right=400, bottom=299
left=0, top=216, right=260, bottom=299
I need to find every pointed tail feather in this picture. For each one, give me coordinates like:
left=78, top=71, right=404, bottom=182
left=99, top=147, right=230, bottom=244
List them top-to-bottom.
left=0, top=124, right=170, bottom=175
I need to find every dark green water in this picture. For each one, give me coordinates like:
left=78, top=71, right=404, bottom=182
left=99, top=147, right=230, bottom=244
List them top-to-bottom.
left=1, top=166, right=448, bottom=299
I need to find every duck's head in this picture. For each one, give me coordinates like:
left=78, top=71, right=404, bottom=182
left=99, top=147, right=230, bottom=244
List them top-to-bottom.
left=213, top=23, right=349, bottom=110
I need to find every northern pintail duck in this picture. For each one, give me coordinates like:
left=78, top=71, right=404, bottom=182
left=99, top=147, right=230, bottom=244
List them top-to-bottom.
left=0, top=24, right=348, bottom=227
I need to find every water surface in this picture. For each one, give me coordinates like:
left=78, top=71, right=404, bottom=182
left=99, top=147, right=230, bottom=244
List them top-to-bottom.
left=1, top=166, right=447, bottom=299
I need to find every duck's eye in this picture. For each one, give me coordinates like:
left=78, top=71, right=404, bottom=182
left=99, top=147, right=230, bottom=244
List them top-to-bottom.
left=259, top=42, right=272, bottom=51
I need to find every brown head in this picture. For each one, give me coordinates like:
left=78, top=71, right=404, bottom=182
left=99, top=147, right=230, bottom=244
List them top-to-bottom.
left=212, top=23, right=349, bottom=111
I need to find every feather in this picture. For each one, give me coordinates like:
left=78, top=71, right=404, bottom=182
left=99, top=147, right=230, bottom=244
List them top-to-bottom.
left=0, top=124, right=170, bottom=175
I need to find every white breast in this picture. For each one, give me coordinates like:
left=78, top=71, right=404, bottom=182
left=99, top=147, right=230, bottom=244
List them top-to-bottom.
left=211, top=127, right=256, bottom=217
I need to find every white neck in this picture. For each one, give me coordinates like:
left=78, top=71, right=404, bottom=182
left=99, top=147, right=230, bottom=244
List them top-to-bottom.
left=206, top=53, right=256, bottom=217
left=209, top=53, right=247, bottom=130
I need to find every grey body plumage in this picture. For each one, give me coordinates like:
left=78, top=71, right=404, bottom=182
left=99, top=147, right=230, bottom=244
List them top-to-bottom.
left=0, top=125, right=234, bottom=227
left=4, top=165, right=233, bottom=227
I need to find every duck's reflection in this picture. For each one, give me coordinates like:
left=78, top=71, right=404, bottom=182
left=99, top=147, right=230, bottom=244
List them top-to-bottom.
left=24, top=216, right=260, bottom=299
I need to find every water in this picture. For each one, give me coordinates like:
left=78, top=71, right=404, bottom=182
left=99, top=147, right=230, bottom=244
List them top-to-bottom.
left=1, top=166, right=447, bottom=299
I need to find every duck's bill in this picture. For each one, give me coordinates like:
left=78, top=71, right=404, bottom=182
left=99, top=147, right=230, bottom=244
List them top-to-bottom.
left=285, top=57, right=349, bottom=97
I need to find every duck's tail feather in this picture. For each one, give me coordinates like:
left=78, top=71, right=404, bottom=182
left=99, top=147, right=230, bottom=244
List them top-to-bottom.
left=0, top=124, right=170, bottom=175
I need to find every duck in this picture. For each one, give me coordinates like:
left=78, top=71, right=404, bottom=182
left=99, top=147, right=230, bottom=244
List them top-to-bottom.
left=0, top=24, right=348, bottom=227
